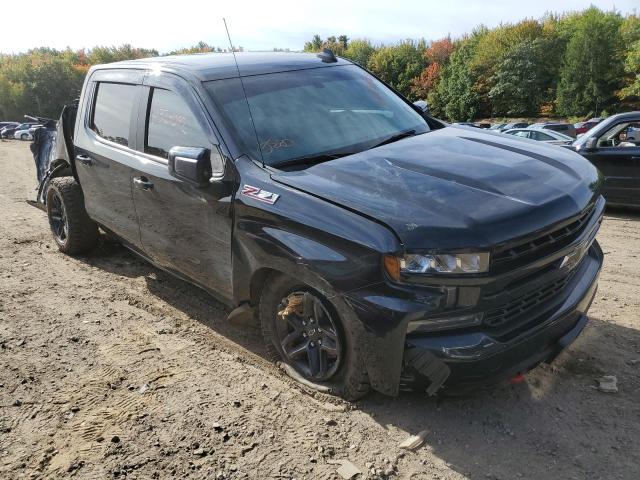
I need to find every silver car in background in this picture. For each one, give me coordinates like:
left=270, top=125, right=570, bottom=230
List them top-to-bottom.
left=503, top=128, right=574, bottom=145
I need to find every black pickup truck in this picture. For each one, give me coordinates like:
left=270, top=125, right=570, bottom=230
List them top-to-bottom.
left=31, top=51, right=604, bottom=399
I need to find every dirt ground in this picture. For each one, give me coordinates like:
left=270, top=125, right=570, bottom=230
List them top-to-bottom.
left=0, top=140, right=639, bottom=480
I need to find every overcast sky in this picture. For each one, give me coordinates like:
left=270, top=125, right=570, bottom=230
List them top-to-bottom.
left=3, top=0, right=637, bottom=54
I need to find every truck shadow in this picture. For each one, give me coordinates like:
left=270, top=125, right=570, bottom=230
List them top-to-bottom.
left=80, top=234, right=640, bottom=480
left=83, top=234, right=267, bottom=356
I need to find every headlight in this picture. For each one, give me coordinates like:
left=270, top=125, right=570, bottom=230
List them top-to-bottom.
left=384, top=252, right=490, bottom=280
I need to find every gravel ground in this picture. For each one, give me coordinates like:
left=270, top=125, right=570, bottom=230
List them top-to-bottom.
left=1, top=140, right=639, bottom=479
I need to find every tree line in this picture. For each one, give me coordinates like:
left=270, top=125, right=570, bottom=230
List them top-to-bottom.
left=1, top=7, right=639, bottom=122
left=305, top=7, right=639, bottom=121
left=0, top=42, right=246, bottom=121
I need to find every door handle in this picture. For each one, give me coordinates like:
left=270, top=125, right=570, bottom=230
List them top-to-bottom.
left=76, top=154, right=93, bottom=166
left=133, top=177, right=154, bottom=190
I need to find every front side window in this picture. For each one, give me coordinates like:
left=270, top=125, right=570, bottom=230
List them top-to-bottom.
left=205, top=65, right=429, bottom=166
left=91, top=82, right=137, bottom=146
left=145, top=88, right=210, bottom=159
left=596, top=122, right=640, bottom=148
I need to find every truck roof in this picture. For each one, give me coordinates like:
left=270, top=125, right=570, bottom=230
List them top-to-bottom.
left=100, top=52, right=353, bottom=82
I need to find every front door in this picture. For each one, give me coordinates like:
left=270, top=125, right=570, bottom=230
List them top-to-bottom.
left=73, top=70, right=144, bottom=247
left=130, top=74, right=234, bottom=301
left=582, top=122, right=640, bottom=207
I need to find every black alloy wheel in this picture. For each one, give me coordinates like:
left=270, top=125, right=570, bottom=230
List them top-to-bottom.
left=48, top=190, right=68, bottom=246
left=275, top=291, right=342, bottom=382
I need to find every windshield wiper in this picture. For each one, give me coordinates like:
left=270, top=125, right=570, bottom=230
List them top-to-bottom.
left=371, top=129, right=417, bottom=149
left=271, top=151, right=355, bottom=169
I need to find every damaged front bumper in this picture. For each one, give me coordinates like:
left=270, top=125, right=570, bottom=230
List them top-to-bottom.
left=401, top=242, right=601, bottom=394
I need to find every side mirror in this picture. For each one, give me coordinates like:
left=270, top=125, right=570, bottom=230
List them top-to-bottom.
left=413, top=100, right=429, bottom=113
left=584, top=137, right=597, bottom=151
left=168, top=146, right=211, bottom=187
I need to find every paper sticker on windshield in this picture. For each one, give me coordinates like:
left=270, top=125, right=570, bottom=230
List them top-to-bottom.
left=241, top=185, right=280, bottom=205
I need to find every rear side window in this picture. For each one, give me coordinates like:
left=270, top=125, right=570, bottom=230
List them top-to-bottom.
left=91, top=82, right=137, bottom=146
left=145, top=88, right=210, bottom=159
left=531, top=131, right=553, bottom=141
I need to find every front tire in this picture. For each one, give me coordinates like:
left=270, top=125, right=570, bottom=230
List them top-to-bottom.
left=20, top=133, right=29, bottom=140
left=46, top=177, right=98, bottom=254
left=260, top=274, right=370, bottom=400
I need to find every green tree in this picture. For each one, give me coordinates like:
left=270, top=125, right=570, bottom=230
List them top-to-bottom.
left=556, top=8, right=624, bottom=116
left=620, top=15, right=640, bottom=104
left=303, top=34, right=349, bottom=56
left=303, top=35, right=323, bottom=52
left=429, top=37, right=480, bottom=121
left=488, top=37, right=559, bottom=116
left=343, top=39, right=376, bottom=66
left=366, top=39, right=426, bottom=98
left=621, top=40, right=640, bottom=99
left=169, top=41, right=217, bottom=55
left=86, top=44, right=158, bottom=64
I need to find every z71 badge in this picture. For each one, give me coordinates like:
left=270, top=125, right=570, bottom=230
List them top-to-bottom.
left=241, top=185, right=280, bottom=205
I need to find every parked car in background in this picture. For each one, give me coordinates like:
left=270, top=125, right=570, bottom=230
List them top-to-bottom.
left=572, top=111, right=640, bottom=207
left=574, top=118, right=603, bottom=136
left=0, top=121, right=19, bottom=130
left=1, top=122, right=38, bottom=139
left=452, top=122, right=480, bottom=128
left=500, top=122, right=529, bottom=131
left=530, top=122, right=577, bottom=138
left=489, top=123, right=506, bottom=131
left=14, top=125, right=42, bottom=140
left=504, top=128, right=573, bottom=145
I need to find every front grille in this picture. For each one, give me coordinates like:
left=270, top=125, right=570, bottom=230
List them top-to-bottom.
left=493, top=203, right=595, bottom=267
left=484, top=272, right=573, bottom=329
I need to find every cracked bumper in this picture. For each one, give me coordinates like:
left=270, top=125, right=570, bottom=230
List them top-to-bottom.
left=401, top=242, right=602, bottom=394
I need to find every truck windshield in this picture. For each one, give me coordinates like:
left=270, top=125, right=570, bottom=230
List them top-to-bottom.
left=205, top=65, right=428, bottom=166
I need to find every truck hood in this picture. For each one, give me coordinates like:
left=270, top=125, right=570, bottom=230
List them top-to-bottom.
left=271, top=127, right=601, bottom=251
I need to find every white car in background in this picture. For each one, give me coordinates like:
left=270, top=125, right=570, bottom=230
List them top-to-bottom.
left=14, top=125, right=42, bottom=141
left=503, top=128, right=573, bottom=145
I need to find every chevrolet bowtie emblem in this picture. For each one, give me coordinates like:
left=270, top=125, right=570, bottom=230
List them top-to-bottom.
left=559, top=249, right=581, bottom=270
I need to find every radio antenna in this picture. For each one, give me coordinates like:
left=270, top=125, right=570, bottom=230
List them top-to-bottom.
left=223, top=18, right=265, bottom=166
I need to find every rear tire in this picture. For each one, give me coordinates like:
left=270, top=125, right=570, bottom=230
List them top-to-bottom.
left=20, top=133, right=28, bottom=140
left=46, top=177, right=98, bottom=254
left=260, top=273, right=370, bottom=401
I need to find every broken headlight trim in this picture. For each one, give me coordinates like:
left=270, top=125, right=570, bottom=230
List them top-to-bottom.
left=400, top=252, right=490, bottom=275
left=407, top=313, right=484, bottom=334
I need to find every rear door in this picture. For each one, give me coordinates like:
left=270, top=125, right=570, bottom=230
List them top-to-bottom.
left=73, top=70, right=144, bottom=247
left=130, top=72, right=234, bottom=300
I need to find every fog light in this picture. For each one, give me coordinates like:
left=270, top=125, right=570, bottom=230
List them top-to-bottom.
left=407, top=313, right=483, bottom=334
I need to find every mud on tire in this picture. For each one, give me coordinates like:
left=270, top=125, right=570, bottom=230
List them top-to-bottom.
left=46, top=177, right=98, bottom=255
left=260, top=273, right=370, bottom=401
